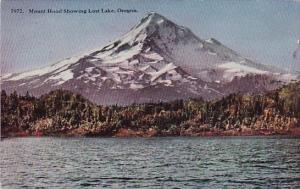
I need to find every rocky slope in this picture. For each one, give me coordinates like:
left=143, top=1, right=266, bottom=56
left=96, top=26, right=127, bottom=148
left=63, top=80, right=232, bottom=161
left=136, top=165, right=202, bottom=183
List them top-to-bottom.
left=1, top=12, right=298, bottom=105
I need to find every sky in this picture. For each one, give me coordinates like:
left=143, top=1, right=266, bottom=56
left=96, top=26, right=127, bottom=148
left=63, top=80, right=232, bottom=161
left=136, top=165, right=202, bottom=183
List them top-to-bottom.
left=1, top=0, right=300, bottom=74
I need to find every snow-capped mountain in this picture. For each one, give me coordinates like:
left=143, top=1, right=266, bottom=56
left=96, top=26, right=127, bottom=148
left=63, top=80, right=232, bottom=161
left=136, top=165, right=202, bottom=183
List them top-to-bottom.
left=1, top=12, right=298, bottom=105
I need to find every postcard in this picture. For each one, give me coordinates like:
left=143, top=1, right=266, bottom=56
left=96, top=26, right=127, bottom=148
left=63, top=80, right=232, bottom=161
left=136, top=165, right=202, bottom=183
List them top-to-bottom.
left=1, top=0, right=300, bottom=188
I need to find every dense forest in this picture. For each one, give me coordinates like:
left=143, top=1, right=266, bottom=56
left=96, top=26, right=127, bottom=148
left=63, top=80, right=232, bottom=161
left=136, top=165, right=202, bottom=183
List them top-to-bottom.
left=1, top=82, right=300, bottom=137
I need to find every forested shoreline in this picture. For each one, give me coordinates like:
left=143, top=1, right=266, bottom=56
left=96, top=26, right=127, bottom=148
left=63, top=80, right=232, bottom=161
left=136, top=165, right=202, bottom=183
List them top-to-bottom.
left=1, top=82, right=300, bottom=138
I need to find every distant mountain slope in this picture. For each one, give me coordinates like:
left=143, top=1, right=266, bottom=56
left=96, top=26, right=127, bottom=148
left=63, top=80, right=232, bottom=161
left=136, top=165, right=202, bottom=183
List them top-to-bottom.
left=1, top=12, right=298, bottom=105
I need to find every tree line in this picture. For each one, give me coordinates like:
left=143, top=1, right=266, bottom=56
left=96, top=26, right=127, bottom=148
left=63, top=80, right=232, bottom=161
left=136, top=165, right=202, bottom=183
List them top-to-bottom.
left=1, top=82, right=299, bottom=137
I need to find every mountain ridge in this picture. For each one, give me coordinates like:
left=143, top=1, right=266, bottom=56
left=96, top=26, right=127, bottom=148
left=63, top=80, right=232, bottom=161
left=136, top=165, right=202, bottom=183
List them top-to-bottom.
left=1, top=12, right=298, bottom=105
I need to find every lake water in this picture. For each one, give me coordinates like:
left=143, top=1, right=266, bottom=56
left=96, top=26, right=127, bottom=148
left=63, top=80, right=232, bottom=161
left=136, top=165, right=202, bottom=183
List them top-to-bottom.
left=1, top=137, right=300, bottom=188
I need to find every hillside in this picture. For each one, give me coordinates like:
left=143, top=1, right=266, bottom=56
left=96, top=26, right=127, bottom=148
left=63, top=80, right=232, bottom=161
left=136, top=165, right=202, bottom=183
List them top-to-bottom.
left=2, top=12, right=297, bottom=105
left=1, top=82, right=299, bottom=138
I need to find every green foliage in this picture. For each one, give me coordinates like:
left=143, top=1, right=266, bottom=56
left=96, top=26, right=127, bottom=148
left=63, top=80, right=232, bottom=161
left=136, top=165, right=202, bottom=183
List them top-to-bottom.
left=1, top=82, right=300, bottom=136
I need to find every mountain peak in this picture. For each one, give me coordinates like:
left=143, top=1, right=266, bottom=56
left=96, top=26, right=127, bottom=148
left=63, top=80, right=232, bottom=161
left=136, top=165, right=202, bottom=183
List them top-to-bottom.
left=146, top=11, right=164, bottom=18
left=2, top=12, right=293, bottom=105
left=132, top=12, right=177, bottom=31
left=143, top=12, right=168, bottom=24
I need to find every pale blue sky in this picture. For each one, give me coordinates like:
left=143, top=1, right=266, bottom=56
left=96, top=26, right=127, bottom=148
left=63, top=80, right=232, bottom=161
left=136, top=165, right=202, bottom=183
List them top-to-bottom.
left=1, top=0, right=300, bottom=74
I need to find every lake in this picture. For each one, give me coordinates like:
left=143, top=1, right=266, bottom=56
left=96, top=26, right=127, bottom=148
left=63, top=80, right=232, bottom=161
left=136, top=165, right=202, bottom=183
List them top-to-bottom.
left=1, top=137, right=300, bottom=188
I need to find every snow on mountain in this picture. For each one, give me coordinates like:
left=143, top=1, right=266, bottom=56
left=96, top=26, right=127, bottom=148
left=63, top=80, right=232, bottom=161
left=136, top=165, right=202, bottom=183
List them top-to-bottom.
left=1, top=12, right=298, bottom=105
left=6, top=56, right=81, bottom=82
left=217, top=62, right=270, bottom=81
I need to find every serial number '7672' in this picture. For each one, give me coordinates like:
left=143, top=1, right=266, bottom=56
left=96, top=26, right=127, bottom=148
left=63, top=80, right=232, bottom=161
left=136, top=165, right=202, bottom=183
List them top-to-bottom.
left=11, top=9, right=24, bottom=13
